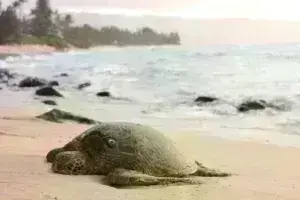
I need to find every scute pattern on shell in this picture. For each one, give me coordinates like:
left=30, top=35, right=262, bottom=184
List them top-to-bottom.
left=79, top=122, right=198, bottom=176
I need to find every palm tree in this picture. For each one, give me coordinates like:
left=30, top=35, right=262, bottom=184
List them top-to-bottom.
left=12, top=0, right=27, bottom=9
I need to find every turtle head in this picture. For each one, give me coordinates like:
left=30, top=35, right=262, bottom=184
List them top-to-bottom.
left=80, top=126, right=137, bottom=174
left=81, top=131, right=119, bottom=155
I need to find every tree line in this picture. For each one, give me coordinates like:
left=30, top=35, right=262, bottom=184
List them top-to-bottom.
left=0, top=0, right=181, bottom=49
left=64, top=25, right=181, bottom=48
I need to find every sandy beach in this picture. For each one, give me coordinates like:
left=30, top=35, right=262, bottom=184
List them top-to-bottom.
left=0, top=107, right=299, bottom=200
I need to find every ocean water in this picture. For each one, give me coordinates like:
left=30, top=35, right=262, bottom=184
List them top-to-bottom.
left=2, top=44, right=300, bottom=147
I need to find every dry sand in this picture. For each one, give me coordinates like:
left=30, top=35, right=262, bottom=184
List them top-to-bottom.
left=1, top=107, right=300, bottom=200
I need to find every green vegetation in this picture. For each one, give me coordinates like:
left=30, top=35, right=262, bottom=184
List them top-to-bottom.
left=0, top=0, right=181, bottom=49
left=0, top=0, right=26, bottom=44
left=30, top=0, right=53, bottom=37
left=63, top=25, right=180, bottom=48
left=18, top=35, right=69, bottom=49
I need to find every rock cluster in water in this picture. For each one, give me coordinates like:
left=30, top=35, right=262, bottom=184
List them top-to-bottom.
left=0, top=68, right=294, bottom=123
left=0, top=68, right=15, bottom=83
left=18, top=77, right=58, bottom=88
left=77, top=82, right=91, bottom=90
left=96, top=91, right=111, bottom=97
left=193, top=95, right=291, bottom=112
left=194, top=96, right=218, bottom=104
left=42, top=100, right=57, bottom=106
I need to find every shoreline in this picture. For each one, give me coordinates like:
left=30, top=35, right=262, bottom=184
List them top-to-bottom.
left=0, top=44, right=73, bottom=60
left=0, top=44, right=59, bottom=53
left=0, top=44, right=182, bottom=56
left=85, top=44, right=181, bottom=52
left=0, top=48, right=300, bottom=149
left=0, top=107, right=300, bottom=199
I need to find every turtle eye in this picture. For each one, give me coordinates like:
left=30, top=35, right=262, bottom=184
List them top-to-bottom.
left=106, top=138, right=116, bottom=148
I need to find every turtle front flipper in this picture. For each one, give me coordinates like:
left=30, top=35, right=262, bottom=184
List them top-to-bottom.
left=46, top=137, right=82, bottom=163
left=46, top=147, right=65, bottom=163
left=51, top=151, right=93, bottom=175
left=192, top=161, right=231, bottom=177
left=105, top=168, right=203, bottom=187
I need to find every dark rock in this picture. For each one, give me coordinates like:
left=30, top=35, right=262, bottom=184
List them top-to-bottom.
left=0, top=68, right=15, bottom=83
left=54, top=73, right=68, bottom=77
left=59, top=73, right=68, bottom=77
left=19, top=77, right=59, bottom=88
left=19, top=77, right=47, bottom=87
left=48, top=80, right=59, bottom=86
left=77, top=82, right=91, bottom=90
left=35, top=87, right=63, bottom=97
left=96, top=91, right=111, bottom=97
left=194, top=96, right=218, bottom=103
left=42, top=100, right=57, bottom=106
left=237, top=100, right=267, bottom=112
left=36, top=108, right=100, bottom=124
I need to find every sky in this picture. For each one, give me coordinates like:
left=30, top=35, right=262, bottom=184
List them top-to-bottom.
left=3, top=0, right=300, bottom=21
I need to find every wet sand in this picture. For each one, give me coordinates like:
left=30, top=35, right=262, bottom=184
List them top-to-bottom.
left=0, top=107, right=300, bottom=200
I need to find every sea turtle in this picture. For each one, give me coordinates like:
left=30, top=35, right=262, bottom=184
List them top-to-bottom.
left=48, top=122, right=231, bottom=186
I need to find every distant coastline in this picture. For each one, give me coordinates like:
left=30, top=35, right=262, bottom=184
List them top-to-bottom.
left=0, top=0, right=181, bottom=51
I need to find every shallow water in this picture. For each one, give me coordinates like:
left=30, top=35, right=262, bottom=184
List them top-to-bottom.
left=2, top=44, right=300, bottom=147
